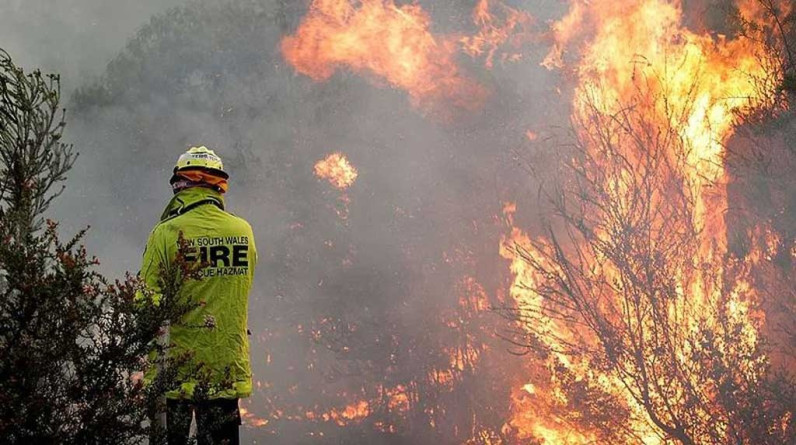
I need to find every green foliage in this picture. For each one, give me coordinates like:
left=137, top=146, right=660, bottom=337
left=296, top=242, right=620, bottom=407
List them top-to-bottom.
left=0, top=49, right=190, bottom=444
left=0, top=49, right=74, bottom=239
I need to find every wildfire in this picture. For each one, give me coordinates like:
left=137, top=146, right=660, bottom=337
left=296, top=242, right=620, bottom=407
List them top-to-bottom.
left=263, top=0, right=793, bottom=442
left=282, top=0, right=487, bottom=114
left=282, top=0, right=537, bottom=115
left=461, top=0, right=535, bottom=68
left=501, top=0, right=789, bottom=443
left=314, top=152, right=358, bottom=190
left=326, top=400, right=370, bottom=426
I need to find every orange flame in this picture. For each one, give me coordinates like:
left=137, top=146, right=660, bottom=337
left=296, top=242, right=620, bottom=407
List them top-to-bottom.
left=282, top=0, right=487, bottom=114
left=461, top=0, right=536, bottom=68
left=502, top=0, right=787, bottom=442
left=314, top=152, right=358, bottom=190
left=327, top=400, right=370, bottom=426
left=240, top=405, right=269, bottom=428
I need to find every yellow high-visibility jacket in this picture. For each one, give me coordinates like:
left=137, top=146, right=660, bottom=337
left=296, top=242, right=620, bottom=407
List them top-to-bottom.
left=140, top=186, right=256, bottom=399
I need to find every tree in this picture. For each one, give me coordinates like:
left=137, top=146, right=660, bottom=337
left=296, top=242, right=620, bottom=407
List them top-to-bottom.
left=499, top=2, right=796, bottom=443
left=0, top=49, right=187, bottom=444
left=502, top=85, right=795, bottom=443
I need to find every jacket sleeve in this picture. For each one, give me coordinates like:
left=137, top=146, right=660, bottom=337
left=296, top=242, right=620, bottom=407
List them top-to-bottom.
left=137, top=226, right=167, bottom=306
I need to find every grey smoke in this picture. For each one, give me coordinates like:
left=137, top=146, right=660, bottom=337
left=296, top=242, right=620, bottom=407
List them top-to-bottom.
left=0, top=0, right=189, bottom=89
left=1, top=1, right=569, bottom=443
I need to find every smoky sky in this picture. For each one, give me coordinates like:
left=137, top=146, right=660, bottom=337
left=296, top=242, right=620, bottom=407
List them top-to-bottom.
left=0, top=0, right=188, bottom=88
left=1, top=0, right=569, bottom=442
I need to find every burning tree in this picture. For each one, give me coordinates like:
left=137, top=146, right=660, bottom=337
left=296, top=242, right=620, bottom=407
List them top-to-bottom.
left=500, top=0, right=795, bottom=444
left=0, top=49, right=187, bottom=444
left=502, top=85, right=794, bottom=443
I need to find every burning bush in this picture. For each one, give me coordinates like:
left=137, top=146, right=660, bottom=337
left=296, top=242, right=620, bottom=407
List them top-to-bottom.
left=500, top=0, right=795, bottom=443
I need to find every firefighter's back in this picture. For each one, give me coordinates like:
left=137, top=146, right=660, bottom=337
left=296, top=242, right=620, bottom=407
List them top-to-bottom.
left=153, top=187, right=257, bottom=399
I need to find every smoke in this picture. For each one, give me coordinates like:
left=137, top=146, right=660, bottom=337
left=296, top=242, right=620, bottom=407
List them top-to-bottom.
left=0, top=0, right=188, bottom=88
left=0, top=0, right=191, bottom=271
left=3, top=0, right=570, bottom=442
left=4, top=0, right=793, bottom=442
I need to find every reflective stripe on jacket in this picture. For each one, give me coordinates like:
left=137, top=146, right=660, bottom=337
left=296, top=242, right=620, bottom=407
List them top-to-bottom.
left=140, top=186, right=256, bottom=399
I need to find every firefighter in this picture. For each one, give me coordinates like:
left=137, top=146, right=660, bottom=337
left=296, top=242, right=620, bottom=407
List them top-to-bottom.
left=139, top=146, right=256, bottom=445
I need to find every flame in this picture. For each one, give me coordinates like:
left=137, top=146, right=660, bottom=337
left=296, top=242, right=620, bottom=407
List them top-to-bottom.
left=282, top=0, right=487, bottom=114
left=282, top=0, right=536, bottom=115
left=461, top=0, right=535, bottom=68
left=502, top=0, right=787, bottom=443
left=561, top=0, right=776, bottom=257
left=260, top=1, right=791, bottom=441
left=314, top=152, right=358, bottom=190
left=309, top=385, right=409, bottom=428
left=326, top=400, right=370, bottom=426
left=240, top=405, right=269, bottom=428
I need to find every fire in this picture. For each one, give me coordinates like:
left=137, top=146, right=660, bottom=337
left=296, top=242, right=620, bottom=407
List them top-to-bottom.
left=282, top=0, right=487, bottom=114
left=282, top=0, right=537, bottom=115
left=461, top=0, right=535, bottom=68
left=501, top=0, right=789, bottom=443
left=561, top=0, right=776, bottom=256
left=263, top=1, right=792, bottom=442
left=314, top=152, right=358, bottom=190
left=308, top=385, right=409, bottom=428
left=326, top=400, right=370, bottom=426
left=240, top=405, right=269, bottom=428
